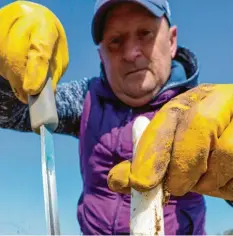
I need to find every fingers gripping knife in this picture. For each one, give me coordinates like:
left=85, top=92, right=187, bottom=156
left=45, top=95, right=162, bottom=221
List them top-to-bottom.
left=28, top=74, right=60, bottom=235
left=131, top=116, right=165, bottom=235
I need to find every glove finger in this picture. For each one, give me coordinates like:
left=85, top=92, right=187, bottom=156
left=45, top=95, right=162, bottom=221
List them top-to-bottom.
left=0, top=3, right=24, bottom=47
left=2, top=14, right=35, bottom=89
left=23, top=15, right=59, bottom=95
left=0, top=17, right=31, bottom=104
left=50, top=18, right=69, bottom=91
left=50, top=38, right=68, bottom=93
left=167, top=84, right=233, bottom=196
left=129, top=85, right=212, bottom=192
left=130, top=109, right=178, bottom=191
left=192, top=120, right=233, bottom=195
left=107, top=160, right=131, bottom=194
left=208, top=179, right=233, bottom=201
left=219, top=179, right=233, bottom=200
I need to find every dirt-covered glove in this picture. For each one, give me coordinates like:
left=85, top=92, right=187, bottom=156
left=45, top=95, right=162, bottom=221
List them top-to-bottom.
left=0, top=1, right=69, bottom=103
left=108, top=84, right=233, bottom=200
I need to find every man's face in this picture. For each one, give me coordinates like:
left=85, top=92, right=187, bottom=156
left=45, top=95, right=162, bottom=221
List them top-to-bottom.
left=98, top=2, right=177, bottom=107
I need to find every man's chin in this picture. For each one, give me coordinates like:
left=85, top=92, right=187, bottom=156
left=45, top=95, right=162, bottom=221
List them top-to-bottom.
left=125, top=86, right=158, bottom=99
left=122, top=92, right=154, bottom=107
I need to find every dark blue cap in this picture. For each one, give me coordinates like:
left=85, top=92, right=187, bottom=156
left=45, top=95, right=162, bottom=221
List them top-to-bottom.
left=92, top=0, right=171, bottom=45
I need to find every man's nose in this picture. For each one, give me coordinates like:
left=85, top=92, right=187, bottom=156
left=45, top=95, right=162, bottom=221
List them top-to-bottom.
left=122, top=40, right=142, bottom=62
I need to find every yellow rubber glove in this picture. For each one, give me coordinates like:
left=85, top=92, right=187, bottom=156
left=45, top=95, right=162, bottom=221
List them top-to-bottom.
left=0, top=1, right=69, bottom=103
left=108, top=84, right=233, bottom=200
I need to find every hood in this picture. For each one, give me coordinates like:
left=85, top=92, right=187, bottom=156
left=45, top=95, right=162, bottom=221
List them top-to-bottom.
left=95, top=46, right=200, bottom=103
left=158, top=46, right=199, bottom=95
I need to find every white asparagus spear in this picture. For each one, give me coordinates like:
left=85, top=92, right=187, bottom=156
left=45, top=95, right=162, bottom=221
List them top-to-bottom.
left=131, top=116, right=165, bottom=235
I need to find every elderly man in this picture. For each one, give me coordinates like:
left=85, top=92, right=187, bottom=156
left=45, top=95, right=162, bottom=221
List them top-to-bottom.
left=0, top=0, right=233, bottom=235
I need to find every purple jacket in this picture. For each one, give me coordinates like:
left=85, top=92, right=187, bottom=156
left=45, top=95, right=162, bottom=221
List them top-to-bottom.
left=0, top=47, right=206, bottom=235
left=77, top=47, right=206, bottom=235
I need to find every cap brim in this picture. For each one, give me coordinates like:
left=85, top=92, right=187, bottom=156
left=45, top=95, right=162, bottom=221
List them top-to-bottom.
left=92, top=0, right=166, bottom=45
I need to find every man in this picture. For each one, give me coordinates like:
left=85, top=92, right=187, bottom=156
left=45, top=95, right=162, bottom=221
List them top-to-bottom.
left=0, top=0, right=233, bottom=235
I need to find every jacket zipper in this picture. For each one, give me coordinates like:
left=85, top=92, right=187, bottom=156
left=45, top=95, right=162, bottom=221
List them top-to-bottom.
left=112, top=109, right=133, bottom=234
left=126, top=109, right=133, bottom=123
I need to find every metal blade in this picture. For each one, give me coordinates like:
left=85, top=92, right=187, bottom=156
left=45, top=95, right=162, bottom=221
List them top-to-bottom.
left=41, top=125, right=60, bottom=235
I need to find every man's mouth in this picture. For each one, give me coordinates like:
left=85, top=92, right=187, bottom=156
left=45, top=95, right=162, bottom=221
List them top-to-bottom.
left=126, top=68, right=148, bottom=76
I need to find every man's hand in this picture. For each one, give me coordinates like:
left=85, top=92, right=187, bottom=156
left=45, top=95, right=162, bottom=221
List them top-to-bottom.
left=0, top=1, right=69, bottom=103
left=108, top=84, right=233, bottom=200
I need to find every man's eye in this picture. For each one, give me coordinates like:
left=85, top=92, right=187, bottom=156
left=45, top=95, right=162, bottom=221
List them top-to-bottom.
left=140, top=30, right=154, bottom=40
left=108, top=37, right=121, bottom=50
left=111, top=37, right=121, bottom=44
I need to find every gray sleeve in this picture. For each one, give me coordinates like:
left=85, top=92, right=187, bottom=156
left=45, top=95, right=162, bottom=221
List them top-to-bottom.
left=0, top=76, right=91, bottom=138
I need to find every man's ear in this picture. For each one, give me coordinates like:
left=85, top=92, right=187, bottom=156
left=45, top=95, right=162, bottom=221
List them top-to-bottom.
left=169, top=25, right=178, bottom=58
left=98, top=46, right=107, bottom=78
left=98, top=47, right=104, bottom=63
